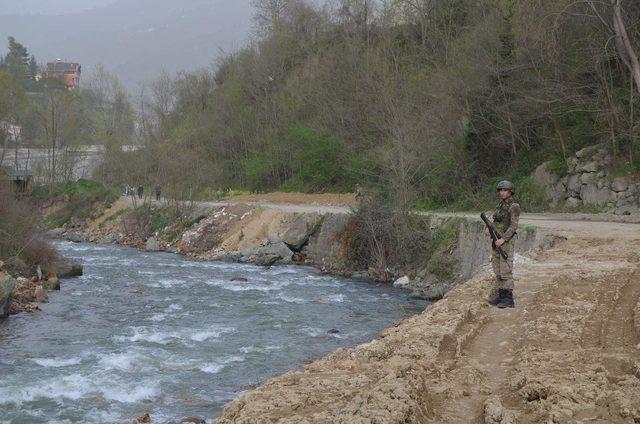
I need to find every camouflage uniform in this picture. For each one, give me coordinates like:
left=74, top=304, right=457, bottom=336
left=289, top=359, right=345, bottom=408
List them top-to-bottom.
left=490, top=197, right=521, bottom=290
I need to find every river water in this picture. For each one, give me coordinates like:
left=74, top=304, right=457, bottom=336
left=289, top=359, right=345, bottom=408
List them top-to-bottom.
left=0, top=242, right=426, bottom=423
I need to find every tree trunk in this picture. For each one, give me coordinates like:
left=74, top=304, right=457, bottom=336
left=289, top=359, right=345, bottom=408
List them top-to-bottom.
left=612, top=0, right=640, bottom=94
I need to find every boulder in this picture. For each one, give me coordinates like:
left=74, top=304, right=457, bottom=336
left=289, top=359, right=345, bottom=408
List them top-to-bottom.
left=575, top=144, right=602, bottom=159
left=532, top=161, right=559, bottom=187
left=580, top=161, right=598, bottom=173
left=580, top=172, right=597, bottom=185
left=566, top=175, right=581, bottom=195
left=612, top=176, right=631, bottom=192
left=597, top=178, right=609, bottom=190
left=580, top=184, right=615, bottom=205
left=565, top=197, right=581, bottom=208
left=615, top=206, right=640, bottom=215
left=281, top=213, right=322, bottom=251
left=306, top=214, right=349, bottom=271
left=67, top=233, right=84, bottom=243
left=145, top=237, right=160, bottom=252
left=241, top=242, right=294, bottom=265
left=52, top=260, right=83, bottom=278
left=0, top=272, right=17, bottom=318
left=393, top=276, right=411, bottom=289
left=43, top=277, right=60, bottom=291
left=411, top=284, right=446, bottom=301
left=34, top=285, right=48, bottom=303
left=180, top=418, right=206, bottom=424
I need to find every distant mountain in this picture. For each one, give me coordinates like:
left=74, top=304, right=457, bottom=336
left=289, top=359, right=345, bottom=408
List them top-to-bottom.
left=0, top=0, right=254, bottom=91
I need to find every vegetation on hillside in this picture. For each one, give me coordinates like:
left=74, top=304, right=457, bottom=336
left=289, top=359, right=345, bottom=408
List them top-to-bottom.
left=105, top=0, right=640, bottom=210
left=32, top=179, right=119, bottom=228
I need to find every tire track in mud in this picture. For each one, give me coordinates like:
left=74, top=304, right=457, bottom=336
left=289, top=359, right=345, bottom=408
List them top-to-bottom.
left=581, top=269, right=640, bottom=349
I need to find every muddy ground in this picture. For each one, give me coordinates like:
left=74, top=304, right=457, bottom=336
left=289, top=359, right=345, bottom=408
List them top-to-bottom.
left=214, top=220, right=640, bottom=423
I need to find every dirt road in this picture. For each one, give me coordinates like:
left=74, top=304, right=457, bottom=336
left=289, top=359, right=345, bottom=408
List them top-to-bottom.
left=200, top=198, right=640, bottom=423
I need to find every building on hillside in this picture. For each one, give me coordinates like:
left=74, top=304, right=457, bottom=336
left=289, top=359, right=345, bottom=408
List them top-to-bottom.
left=46, top=61, right=81, bottom=88
left=0, top=166, right=33, bottom=194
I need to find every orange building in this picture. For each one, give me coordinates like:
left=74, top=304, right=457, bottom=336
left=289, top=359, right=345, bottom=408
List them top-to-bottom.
left=46, top=61, right=81, bottom=88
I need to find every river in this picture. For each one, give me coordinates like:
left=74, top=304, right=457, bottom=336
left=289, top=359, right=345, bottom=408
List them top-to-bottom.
left=0, top=241, right=426, bottom=423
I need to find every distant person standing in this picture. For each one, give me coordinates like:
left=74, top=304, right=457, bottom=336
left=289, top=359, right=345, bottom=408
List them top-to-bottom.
left=484, top=180, right=521, bottom=308
left=355, top=183, right=364, bottom=203
left=137, top=185, right=144, bottom=199
left=155, top=185, right=161, bottom=201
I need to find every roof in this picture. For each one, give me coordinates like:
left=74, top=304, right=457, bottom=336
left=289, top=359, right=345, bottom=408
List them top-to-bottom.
left=47, top=62, right=81, bottom=74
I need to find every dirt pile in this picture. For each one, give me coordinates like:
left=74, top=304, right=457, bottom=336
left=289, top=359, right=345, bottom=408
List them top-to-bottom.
left=215, top=223, right=640, bottom=423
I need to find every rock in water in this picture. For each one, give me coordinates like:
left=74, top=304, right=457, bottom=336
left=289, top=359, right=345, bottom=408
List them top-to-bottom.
left=68, top=233, right=84, bottom=243
left=145, top=237, right=160, bottom=252
left=52, top=260, right=83, bottom=278
left=0, top=272, right=17, bottom=318
left=230, top=276, right=248, bottom=282
left=393, top=276, right=410, bottom=288
left=43, top=277, right=60, bottom=291
left=34, top=285, right=48, bottom=303
left=327, top=329, right=340, bottom=334
left=136, top=413, right=151, bottom=423
left=180, top=418, right=206, bottom=424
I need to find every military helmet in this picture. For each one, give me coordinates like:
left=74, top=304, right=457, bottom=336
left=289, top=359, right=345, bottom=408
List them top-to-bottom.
left=496, top=180, right=515, bottom=194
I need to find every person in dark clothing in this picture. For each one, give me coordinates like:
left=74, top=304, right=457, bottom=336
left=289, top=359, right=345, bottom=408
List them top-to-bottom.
left=137, top=185, right=144, bottom=199
left=155, top=185, right=161, bottom=201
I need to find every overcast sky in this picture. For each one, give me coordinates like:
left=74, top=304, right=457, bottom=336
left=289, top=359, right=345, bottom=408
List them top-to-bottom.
left=0, top=0, right=254, bottom=90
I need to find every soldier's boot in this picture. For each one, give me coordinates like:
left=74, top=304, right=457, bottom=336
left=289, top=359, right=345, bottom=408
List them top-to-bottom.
left=488, top=289, right=504, bottom=306
left=496, top=289, right=515, bottom=308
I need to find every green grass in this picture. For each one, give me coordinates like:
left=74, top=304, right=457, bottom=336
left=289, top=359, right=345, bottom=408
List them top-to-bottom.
left=39, top=179, right=120, bottom=228
left=98, top=208, right=127, bottom=228
left=425, top=217, right=463, bottom=279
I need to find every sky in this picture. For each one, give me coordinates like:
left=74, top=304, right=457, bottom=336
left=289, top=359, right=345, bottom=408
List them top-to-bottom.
left=0, top=0, right=255, bottom=90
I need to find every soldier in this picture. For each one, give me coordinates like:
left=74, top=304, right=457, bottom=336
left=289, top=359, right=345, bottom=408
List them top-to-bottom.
left=485, top=180, right=521, bottom=308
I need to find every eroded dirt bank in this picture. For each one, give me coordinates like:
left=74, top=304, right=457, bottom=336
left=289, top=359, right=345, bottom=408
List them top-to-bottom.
left=214, top=222, right=640, bottom=423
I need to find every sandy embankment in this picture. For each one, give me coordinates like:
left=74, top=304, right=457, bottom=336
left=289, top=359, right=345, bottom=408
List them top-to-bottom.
left=215, top=222, right=640, bottom=423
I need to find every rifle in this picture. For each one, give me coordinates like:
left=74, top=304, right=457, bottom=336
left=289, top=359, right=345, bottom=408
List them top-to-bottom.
left=480, top=212, right=508, bottom=260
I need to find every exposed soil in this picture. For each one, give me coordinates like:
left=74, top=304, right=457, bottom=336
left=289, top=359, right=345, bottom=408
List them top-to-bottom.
left=227, top=192, right=357, bottom=207
left=215, top=222, right=640, bottom=423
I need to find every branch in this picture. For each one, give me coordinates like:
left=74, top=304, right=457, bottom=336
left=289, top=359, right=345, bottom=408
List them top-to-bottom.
left=612, top=0, right=640, bottom=94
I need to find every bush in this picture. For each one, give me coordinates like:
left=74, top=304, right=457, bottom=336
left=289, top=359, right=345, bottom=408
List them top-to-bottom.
left=513, top=176, right=547, bottom=213
left=0, top=182, right=58, bottom=273
left=340, top=196, right=461, bottom=281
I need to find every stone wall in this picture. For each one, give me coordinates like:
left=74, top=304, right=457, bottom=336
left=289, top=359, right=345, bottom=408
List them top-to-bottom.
left=532, top=144, right=639, bottom=215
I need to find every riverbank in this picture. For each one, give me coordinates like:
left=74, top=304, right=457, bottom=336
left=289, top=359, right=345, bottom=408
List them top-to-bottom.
left=57, top=196, right=558, bottom=301
left=214, top=219, right=640, bottom=423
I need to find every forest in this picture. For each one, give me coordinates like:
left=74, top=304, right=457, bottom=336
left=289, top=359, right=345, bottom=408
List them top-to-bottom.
left=2, top=0, right=640, bottom=211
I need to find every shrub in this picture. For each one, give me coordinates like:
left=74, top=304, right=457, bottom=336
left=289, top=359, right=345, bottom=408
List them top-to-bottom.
left=0, top=182, right=58, bottom=273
